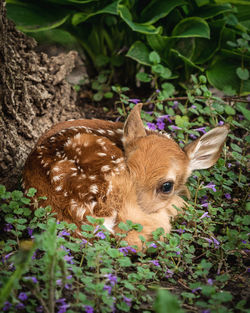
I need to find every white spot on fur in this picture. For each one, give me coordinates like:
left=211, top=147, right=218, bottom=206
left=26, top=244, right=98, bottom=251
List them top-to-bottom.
left=116, top=128, right=123, bottom=134
left=97, top=129, right=106, bottom=134
left=107, top=130, right=114, bottom=136
left=83, top=141, right=89, bottom=147
left=97, top=152, right=106, bottom=157
left=112, top=157, right=124, bottom=164
left=101, top=165, right=110, bottom=172
left=52, top=166, right=60, bottom=172
left=71, top=172, right=77, bottom=177
left=52, top=175, right=64, bottom=182
left=89, top=175, right=96, bottom=180
left=107, top=181, right=112, bottom=195
left=89, top=184, right=98, bottom=194
left=55, top=185, right=63, bottom=192
left=64, top=192, right=68, bottom=197
left=85, top=201, right=97, bottom=214
left=76, top=206, right=86, bottom=220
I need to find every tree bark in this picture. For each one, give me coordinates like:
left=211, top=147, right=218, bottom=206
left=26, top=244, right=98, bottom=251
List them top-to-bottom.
left=0, top=0, right=84, bottom=189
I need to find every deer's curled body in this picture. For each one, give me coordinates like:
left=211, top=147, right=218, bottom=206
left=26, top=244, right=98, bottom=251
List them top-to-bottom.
left=23, top=104, right=229, bottom=248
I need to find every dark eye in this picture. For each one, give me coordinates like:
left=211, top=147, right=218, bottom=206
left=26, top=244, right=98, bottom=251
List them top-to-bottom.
left=160, top=181, right=173, bottom=194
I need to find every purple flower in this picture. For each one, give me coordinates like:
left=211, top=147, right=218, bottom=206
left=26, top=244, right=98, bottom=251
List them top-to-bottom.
left=156, top=89, right=160, bottom=93
left=129, top=99, right=140, bottom=104
left=173, top=101, right=179, bottom=109
left=191, top=105, right=196, bottom=109
left=159, top=115, right=172, bottom=123
left=156, top=120, right=165, bottom=130
left=218, top=121, right=224, bottom=126
left=147, top=122, right=157, bottom=130
left=170, top=125, right=181, bottom=130
left=194, top=127, right=206, bottom=134
left=189, top=133, right=197, bottom=139
left=227, top=163, right=232, bottom=168
left=204, top=182, right=216, bottom=192
left=225, top=193, right=231, bottom=200
left=201, top=203, right=209, bottom=208
left=200, top=212, right=210, bottom=219
left=4, top=224, right=13, bottom=232
left=27, top=228, right=34, bottom=237
left=176, top=228, right=185, bottom=234
left=58, top=230, right=70, bottom=237
left=95, top=231, right=106, bottom=239
left=211, top=236, right=220, bottom=248
left=242, top=240, right=247, bottom=244
left=149, top=243, right=157, bottom=248
left=119, top=246, right=136, bottom=256
left=32, top=250, right=38, bottom=260
left=4, top=252, right=13, bottom=260
left=64, top=255, right=74, bottom=264
left=149, top=260, right=160, bottom=267
left=165, top=268, right=174, bottom=278
left=105, top=274, right=118, bottom=286
left=25, top=276, right=38, bottom=284
left=207, top=278, right=213, bottom=285
left=56, top=279, right=62, bottom=286
left=65, top=283, right=72, bottom=290
left=104, top=285, right=112, bottom=295
left=192, top=287, right=202, bottom=293
left=18, top=292, right=28, bottom=301
left=123, top=296, right=132, bottom=307
left=56, top=298, right=66, bottom=305
left=3, top=301, right=12, bottom=311
left=16, top=303, right=25, bottom=310
left=58, top=303, right=70, bottom=313
left=84, top=305, right=94, bottom=313
left=36, top=306, right=44, bottom=312
left=202, top=310, right=210, bottom=313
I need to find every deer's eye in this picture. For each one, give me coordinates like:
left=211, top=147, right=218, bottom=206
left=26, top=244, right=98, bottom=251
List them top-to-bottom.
left=160, top=181, right=173, bottom=194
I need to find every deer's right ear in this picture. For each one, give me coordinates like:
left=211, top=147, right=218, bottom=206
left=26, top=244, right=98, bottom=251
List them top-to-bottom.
left=123, top=103, right=146, bottom=147
left=184, top=125, right=229, bottom=171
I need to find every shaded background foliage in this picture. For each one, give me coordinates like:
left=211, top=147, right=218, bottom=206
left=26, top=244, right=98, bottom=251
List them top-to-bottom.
left=6, top=0, right=250, bottom=95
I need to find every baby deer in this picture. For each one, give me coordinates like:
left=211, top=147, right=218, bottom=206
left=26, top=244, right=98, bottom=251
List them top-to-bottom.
left=23, top=104, right=229, bottom=248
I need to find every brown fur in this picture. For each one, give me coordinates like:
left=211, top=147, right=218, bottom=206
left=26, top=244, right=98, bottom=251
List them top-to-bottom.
left=23, top=104, right=229, bottom=249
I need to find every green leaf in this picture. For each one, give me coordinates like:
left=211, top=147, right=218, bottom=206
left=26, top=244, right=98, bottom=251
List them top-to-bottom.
left=140, top=0, right=186, bottom=25
left=72, top=1, right=118, bottom=25
left=194, top=3, right=233, bottom=19
left=118, top=4, right=161, bottom=35
left=172, top=17, right=210, bottom=39
left=126, top=41, right=151, bottom=66
left=171, top=49, right=204, bottom=71
left=149, top=51, right=161, bottom=64
left=236, top=67, right=249, bottom=80
left=136, top=72, right=152, bottom=83
left=237, top=103, right=250, bottom=121
left=225, top=105, right=236, bottom=115
left=27, top=188, right=37, bottom=197
left=154, top=289, right=184, bottom=313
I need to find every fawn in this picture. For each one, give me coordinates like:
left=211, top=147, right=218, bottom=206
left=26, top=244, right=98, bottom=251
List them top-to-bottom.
left=23, top=103, right=229, bottom=248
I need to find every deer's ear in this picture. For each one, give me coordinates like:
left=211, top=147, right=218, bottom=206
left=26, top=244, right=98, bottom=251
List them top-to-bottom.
left=123, top=103, right=146, bottom=147
left=184, top=125, right=229, bottom=171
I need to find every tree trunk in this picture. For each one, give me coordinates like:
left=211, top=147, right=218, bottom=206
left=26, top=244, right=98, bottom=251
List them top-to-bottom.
left=0, top=0, right=84, bottom=190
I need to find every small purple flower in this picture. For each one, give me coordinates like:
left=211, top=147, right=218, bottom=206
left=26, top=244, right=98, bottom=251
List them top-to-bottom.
left=156, top=89, right=160, bottom=93
left=129, top=99, right=140, bottom=104
left=173, top=101, right=179, bottom=109
left=191, top=105, right=196, bottom=109
left=159, top=115, right=172, bottom=123
left=156, top=120, right=165, bottom=130
left=218, top=121, right=224, bottom=126
left=147, top=122, right=157, bottom=130
left=170, top=125, right=181, bottom=130
left=194, top=127, right=206, bottom=134
left=189, top=133, right=197, bottom=139
left=227, top=163, right=232, bottom=168
left=204, top=182, right=216, bottom=192
left=225, top=193, right=231, bottom=200
left=201, top=203, right=209, bottom=208
left=200, top=212, right=210, bottom=219
left=4, top=224, right=13, bottom=232
left=27, top=228, right=34, bottom=237
left=176, top=228, right=185, bottom=234
left=58, top=230, right=70, bottom=237
left=95, top=231, right=106, bottom=239
left=211, top=236, right=220, bottom=248
left=242, top=240, right=247, bottom=244
left=149, top=243, right=157, bottom=248
left=119, top=246, right=137, bottom=256
left=32, top=250, right=38, bottom=260
left=4, top=252, right=13, bottom=260
left=64, top=255, right=74, bottom=264
left=149, top=260, right=160, bottom=267
left=165, top=268, right=174, bottom=278
left=105, top=274, right=118, bottom=286
left=25, top=276, right=38, bottom=284
left=207, top=278, right=213, bottom=285
left=56, top=279, right=62, bottom=286
left=65, top=283, right=72, bottom=290
left=104, top=285, right=112, bottom=295
left=192, top=287, right=202, bottom=293
left=18, top=292, right=28, bottom=301
left=123, top=296, right=132, bottom=307
left=56, top=298, right=66, bottom=305
left=3, top=301, right=12, bottom=311
left=16, top=303, right=25, bottom=310
left=58, top=303, right=70, bottom=313
left=36, top=305, right=44, bottom=312
left=84, top=305, right=94, bottom=313
left=202, top=310, right=211, bottom=313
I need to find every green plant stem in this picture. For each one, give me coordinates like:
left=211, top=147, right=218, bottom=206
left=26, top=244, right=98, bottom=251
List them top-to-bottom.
left=48, top=254, right=56, bottom=313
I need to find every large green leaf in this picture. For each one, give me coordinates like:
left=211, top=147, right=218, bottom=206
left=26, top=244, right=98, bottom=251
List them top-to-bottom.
left=140, top=0, right=186, bottom=25
left=215, top=0, right=250, bottom=4
left=72, top=1, right=118, bottom=25
left=6, top=2, right=70, bottom=32
left=193, top=3, right=233, bottom=19
left=118, top=4, right=161, bottom=35
left=236, top=4, right=250, bottom=29
left=172, top=17, right=210, bottom=39
left=32, top=29, right=78, bottom=48
left=126, top=41, right=151, bottom=66
left=206, top=55, right=250, bottom=95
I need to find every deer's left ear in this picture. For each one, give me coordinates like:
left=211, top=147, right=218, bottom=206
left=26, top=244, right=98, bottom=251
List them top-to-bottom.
left=123, top=103, right=146, bottom=147
left=184, top=125, right=229, bottom=171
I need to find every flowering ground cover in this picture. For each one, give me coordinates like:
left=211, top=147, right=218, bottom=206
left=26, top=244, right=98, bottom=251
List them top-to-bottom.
left=0, top=80, right=249, bottom=312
